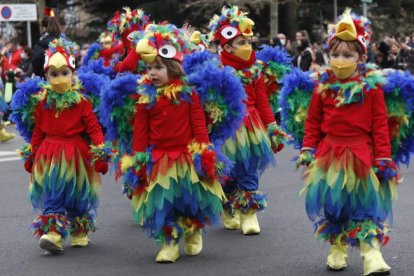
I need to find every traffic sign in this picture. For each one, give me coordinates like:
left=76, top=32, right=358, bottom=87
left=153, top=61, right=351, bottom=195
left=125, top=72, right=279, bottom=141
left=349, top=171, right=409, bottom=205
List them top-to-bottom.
left=0, top=4, right=37, bottom=22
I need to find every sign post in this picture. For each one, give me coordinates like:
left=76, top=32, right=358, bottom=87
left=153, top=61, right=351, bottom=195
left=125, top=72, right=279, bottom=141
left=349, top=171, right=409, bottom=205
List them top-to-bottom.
left=0, top=4, right=38, bottom=47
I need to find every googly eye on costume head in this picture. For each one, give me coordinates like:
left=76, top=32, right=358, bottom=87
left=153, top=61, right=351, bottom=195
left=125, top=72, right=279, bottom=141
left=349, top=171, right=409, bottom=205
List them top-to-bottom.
left=221, top=26, right=238, bottom=40
left=127, top=31, right=139, bottom=42
left=357, top=35, right=367, bottom=49
left=158, top=45, right=177, bottom=59
left=44, top=55, right=50, bottom=69
left=68, top=56, right=76, bottom=69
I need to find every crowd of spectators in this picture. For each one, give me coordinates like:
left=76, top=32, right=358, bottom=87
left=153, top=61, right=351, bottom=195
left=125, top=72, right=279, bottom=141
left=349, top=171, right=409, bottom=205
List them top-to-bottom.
left=252, top=30, right=414, bottom=74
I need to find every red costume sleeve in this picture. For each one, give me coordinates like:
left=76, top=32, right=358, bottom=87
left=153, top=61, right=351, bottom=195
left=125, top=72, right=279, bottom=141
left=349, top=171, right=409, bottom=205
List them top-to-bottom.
left=99, top=43, right=123, bottom=58
left=114, top=49, right=140, bottom=73
left=255, top=74, right=276, bottom=126
left=371, top=87, right=391, bottom=159
left=303, top=88, right=324, bottom=149
left=190, top=92, right=210, bottom=144
left=81, top=100, right=104, bottom=145
left=132, top=103, right=149, bottom=152
left=30, top=104, right=46, bottom=155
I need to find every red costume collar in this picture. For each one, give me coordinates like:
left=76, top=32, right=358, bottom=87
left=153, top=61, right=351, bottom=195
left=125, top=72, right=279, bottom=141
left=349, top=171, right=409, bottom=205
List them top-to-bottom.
left=220, top=50, right=256, bottom=70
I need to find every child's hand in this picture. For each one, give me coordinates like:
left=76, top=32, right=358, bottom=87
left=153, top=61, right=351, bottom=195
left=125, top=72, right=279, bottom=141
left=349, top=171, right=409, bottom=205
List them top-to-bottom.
left=294, top=150, right=314, bottom=169
left=24, top=158, right=33, bottom=173
left=373, top=159, right=398, bottom=182
left=95, top=160, right=108, bottom=175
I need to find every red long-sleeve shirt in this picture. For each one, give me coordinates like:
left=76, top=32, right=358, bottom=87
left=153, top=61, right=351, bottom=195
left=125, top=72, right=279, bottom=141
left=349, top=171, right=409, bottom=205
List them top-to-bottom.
left=114, top=48, right=141, bottom=73
left=245, top=73, right=276, bottom=126
left=303, top=83, right=391, bottom=164
left=132, top=92, right=210, bottom=153
left=31, top=97, right=104, bottom=155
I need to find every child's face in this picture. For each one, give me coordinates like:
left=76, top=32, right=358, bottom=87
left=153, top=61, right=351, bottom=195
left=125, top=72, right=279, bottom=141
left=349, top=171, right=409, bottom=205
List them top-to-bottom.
left=223, top=36, right=253, bottom=61
left=329, top=42, right=359, bottom=63
left=147, top=60, right=169, bottom=87
left=46, top=67, right=74, bottom=94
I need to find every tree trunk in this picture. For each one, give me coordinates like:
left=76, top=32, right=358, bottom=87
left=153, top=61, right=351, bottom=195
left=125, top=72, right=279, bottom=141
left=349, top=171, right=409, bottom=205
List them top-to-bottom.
left=270, top=0, right=279, bottom=38
left=279, top=0, right=298, bottom=41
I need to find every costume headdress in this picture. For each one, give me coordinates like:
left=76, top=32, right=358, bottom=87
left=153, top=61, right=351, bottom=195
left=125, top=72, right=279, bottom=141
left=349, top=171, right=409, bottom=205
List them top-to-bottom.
left=208, top=5, right=254, bottom=46
left=107, top=7, right=150, bottom=43
left=328, top=8, right=372, bottom=54
left=136, top=23, right=191, bottom=63
left=98, top=31, right=113, bottom=44
left=190, top=31, right=210, bottom=51
left=44, top=36, right=79, bottom=72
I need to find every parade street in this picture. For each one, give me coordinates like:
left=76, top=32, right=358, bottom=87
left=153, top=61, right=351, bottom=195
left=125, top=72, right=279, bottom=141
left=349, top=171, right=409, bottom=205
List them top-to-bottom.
left=1, top=131, right=413, bottom=276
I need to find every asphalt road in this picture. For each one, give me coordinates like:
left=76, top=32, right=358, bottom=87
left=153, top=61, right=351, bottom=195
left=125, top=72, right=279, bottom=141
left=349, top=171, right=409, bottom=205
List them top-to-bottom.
left=1, top=128, right=413, bottom=276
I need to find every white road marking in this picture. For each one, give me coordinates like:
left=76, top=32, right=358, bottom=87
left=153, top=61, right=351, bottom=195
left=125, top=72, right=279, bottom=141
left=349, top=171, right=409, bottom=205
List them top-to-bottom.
left=0, top=151, right=20, bottom=162
left=0, top=151, right=17, bottom=156
left=0, top=157, right=21, bottom=162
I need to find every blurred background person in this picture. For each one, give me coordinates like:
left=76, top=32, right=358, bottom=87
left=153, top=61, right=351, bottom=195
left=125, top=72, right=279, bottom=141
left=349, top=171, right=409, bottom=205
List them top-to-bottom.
left=31, top=16, right=62, bottom=78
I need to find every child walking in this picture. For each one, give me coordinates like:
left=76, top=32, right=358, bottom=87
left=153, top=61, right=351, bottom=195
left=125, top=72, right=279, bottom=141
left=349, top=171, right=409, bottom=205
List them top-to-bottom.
left=208, top=5, right=286, bottom=235
left=297, top=10, right=397, bottom=275
left=121, top=24, right=225, bottom=263
left=11, top=37, right=110, bottom=254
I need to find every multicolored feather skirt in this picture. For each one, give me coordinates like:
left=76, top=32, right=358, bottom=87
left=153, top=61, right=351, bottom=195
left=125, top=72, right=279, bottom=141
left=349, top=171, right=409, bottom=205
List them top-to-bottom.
left=223, top=109, right=275, bottom=174
left=30, top=136, right=100, bottom=215
left=302, top=138, right=397, bottom=247
left=130, top=149, right=226, bottom=244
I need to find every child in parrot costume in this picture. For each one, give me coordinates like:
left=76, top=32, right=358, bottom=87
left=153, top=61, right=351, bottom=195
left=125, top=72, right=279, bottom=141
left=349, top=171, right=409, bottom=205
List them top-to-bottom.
left=208, top=5, right=289, bottom=235
left=279, top=9, right=414, bottom=275
left=82, top=31, right=123, bottom=67
left=10, top=36, right=114, bottom=255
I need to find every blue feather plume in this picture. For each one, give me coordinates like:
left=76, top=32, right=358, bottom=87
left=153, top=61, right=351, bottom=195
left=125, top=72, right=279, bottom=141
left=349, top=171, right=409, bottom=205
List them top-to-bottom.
left=256, top=45, right=292, bottom=66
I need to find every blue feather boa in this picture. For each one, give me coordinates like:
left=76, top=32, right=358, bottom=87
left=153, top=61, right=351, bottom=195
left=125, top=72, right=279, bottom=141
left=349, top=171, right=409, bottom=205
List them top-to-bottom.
left=82, top=42, right=102, bottom=67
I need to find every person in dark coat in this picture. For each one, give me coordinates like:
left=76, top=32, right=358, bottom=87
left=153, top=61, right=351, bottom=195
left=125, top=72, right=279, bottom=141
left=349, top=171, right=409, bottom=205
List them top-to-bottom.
left=31, top=16, right=61, bottom=78
left=292, top=38, right=313, bottom=71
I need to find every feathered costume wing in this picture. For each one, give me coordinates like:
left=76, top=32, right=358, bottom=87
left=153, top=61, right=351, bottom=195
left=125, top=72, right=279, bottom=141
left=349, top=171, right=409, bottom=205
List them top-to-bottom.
left=256, top=45, right=292, bottom=115
left=183, top=51, right=246, bottom=147
left=77, top=60, right=113, bottom=114
left=279, top=66, right=414, bottom=166
left=99, top=72, right=140, bottom=159
left=10, top=77, right=46, bottom=143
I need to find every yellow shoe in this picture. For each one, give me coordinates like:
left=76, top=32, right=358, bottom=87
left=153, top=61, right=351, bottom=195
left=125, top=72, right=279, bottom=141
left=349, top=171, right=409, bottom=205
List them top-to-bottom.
left=0, top=126, right=14, bottom=143
left=223, top=209, right=240, bottom=230
left=240, top=210, right=260, bottom=235
left=184, top=230, right=202, bottom=256
left=39, top=232, right=63, bottom=254
left=71, top=233, right=89, bottom=247
left=360, top=238, right=391, bottom=276
left=155, top=242, right=180, bottom=263
left=326, top=244, right=348, bottom=270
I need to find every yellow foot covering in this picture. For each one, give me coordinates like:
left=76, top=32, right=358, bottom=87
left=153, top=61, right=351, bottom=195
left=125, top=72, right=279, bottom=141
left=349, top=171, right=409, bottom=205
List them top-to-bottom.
left=0, top=126, right=15, bottom=143
left=223, top=209, right=240, bottom=230
left=240, top=210, right=260, bottom=235
left=184, top=230, right=202, bottom=256
left=39, top=232, right=63, bottom=254
left=71, top=233, right=89, bottom=247
left=360, top=239, right=391, bottom=276
left=156, top=242, right=180, bottom=263
left=326, top=244, right=348, bottom=270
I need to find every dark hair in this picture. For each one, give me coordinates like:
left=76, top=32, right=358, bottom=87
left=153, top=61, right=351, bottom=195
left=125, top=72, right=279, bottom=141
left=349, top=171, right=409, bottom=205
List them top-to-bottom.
left=41, top=16, right=61, bottom=36
left=330, top=37, right=364, bottom=57
left=154, top=56, right=185, bottom=79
